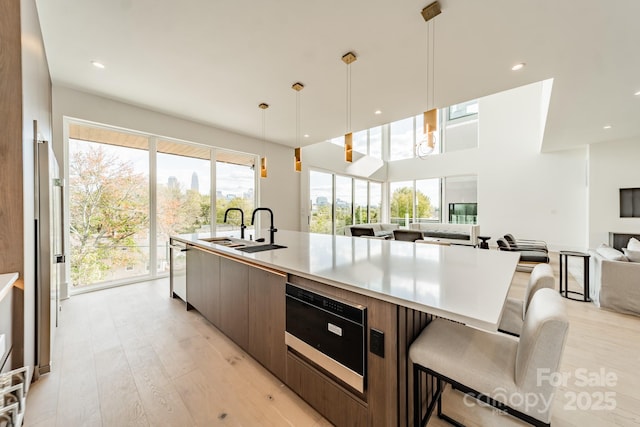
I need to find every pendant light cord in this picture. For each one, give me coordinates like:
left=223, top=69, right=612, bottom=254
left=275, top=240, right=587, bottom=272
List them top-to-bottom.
left=426, top=20, right=436, bottom=110
left=346, top=63, right=352, bottom=133
left=296, top=90, right=301, bottom=145
left=262, top=107, right=266, bottom=155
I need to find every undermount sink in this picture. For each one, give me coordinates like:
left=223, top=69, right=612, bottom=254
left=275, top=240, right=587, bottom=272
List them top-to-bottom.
left=199, top=236, right=248, bottom=248
left=199, top=236, right=286, bottom=252
left=235, top=244, right=287, bottom=253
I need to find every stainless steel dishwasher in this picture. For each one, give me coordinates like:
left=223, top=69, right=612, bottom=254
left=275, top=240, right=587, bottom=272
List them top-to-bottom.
left=169, top=238, right=187, bottom=302
left=285, top=283, right=367, bottom=393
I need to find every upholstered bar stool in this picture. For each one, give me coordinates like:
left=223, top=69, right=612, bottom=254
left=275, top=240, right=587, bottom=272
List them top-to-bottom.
left=393, top=229, right=425, bottom=242
left=499, top=263, right=555, bottom=336
left=409, top=289, right=569, bottom=427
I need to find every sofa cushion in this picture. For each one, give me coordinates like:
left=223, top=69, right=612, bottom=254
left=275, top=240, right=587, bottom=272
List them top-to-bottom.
left=422, top=231, right=470, bottom=240
left=628, top=237, right=640, bottom=251
left=596, top=245, right=628, bottom=262
left=623, top=248, right=640, bottom=263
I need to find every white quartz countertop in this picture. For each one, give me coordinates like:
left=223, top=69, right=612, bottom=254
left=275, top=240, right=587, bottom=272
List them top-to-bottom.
left=173, top=230, right=519, bottom=331
left=0, top=272, right=19, bottom=302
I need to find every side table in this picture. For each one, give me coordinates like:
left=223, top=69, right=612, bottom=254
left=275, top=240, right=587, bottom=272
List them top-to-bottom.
left=477, top=236, right=490, bottom=249
left=559, top=251, right=591, bottom=302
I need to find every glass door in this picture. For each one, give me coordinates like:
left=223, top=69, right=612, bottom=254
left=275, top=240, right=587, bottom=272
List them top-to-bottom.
left=68, top=126, right=150, bottom=289
left=156, top=140, right=212, bottom=275
left=215, top=151, right=256, bottom=238
left=309, top=171, right=333, bottom=234
left=335, top=175, right=353, bottom=235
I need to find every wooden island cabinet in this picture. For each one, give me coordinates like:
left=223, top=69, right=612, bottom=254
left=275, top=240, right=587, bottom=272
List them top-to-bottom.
left=175, top=230, right=519, bottom=426
left=183, top=245, right=409, bottom=426
left=185, top=245, right=287, bottom=382
left=185, top=245, right=220, bottom=327
left=219, top=256, right=249, bottom=349
left=247, top=266, right=287, bottom=381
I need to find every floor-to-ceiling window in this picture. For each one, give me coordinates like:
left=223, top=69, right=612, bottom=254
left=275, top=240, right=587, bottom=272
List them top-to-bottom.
left=320, top=100, right=477, bottom=226
left=389, top=117, right=415, bottom=161
left=67, top=120, right=256, bottom=293
left=68, top=125, right=150, bottom=289
left=156, top=139, right=212, bottom=275
left=215, top=151, right=256, bottom=236
left=309, top=169, right=382, bottom=235
left=309, top=170, right=334, bottom=234
left=335, top=175, right=353, bottom=235
left=354, top=179, right=368, bottom=224
left=390, top=179, right=442, bottom=226
left=415, top=179, right=441, bottom=222
left=389, top=181, right=413, bottom=226
left=369, top=182, right=382, bottom=223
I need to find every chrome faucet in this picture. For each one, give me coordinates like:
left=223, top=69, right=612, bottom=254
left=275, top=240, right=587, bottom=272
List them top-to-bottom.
left=251, top=207, right=277, bottom=245
left=223, top=208, right=246, bottom=239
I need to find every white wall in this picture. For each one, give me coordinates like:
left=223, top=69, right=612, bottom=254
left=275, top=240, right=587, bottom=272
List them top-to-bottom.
left=388, top=81, right=588, bottom=250
left=52, top=86, right=300, bottom=231
left=588, top=137, right=640, bottom=247
left=301, top=141, right=387, bottom=181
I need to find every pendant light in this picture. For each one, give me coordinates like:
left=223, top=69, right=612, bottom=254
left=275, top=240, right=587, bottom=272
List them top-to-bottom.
left=416, top=1, right=441, bottom=159
left=342, top=51, right=357, bottom=162
left=292, top=82, right=304, bottom=172
left=259, top=102, right=269, bottom=178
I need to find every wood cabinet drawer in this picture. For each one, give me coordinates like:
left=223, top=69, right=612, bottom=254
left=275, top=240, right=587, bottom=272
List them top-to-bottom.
left=286, top=352, right=367, bottom=427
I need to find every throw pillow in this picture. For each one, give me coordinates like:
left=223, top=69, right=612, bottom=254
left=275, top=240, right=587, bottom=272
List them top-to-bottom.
left=628, top=237, right=640, bottom=251
left=596, top=246, right=628, bottom=262
left=623, top=248, right=640, bottom=262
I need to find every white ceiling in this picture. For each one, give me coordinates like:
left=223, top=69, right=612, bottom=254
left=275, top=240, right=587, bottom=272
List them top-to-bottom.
left=35, top=0, right=640, bottom=151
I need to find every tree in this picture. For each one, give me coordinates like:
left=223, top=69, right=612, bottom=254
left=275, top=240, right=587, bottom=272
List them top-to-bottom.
left=69, top=145, right=149, bottom=286
left=157, top=185, right=208, bottom=236
left=390, top=187, right=432, bottom=224
left=216, top=197, right=254, bottom=226
left=310, top=203, right=332, bottom=234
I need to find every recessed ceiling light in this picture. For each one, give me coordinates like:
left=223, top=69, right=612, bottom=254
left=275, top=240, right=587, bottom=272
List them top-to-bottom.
left=91, top=61, right=105, bottom=69
left=511, top=63, right=525, bottom=71
left=635, top=90, right=640, bottom=96
left=374, top=110, right=382, bottom=115
left=603, top=125, right=612, bottom=129
left=303, top=134, right=309, bottom=138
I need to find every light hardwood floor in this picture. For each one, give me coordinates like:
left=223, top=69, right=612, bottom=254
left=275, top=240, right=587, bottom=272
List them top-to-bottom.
left=23, top=253, right=640, bottom=427
left=23, top=278, right=332, bottom=427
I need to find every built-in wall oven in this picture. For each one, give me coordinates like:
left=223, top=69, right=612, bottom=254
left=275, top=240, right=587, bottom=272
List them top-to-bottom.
left=285, top=283, right=367, bottom=393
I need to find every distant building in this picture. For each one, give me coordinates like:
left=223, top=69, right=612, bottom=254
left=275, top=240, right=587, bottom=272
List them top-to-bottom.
left=191, top=172, right=199, bottom=192
left=168, top=176, right=178, bottom=189
left=316, top=196, right=329, bottom=206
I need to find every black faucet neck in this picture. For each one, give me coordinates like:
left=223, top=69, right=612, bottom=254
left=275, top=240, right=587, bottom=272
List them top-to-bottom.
left=251, top=207, right=276, bottom=244
left=224, top=208, right=245, bottom=239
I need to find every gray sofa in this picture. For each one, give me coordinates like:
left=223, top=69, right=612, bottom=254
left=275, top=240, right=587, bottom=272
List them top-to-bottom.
left=409, top=223, right=479, bottom=246
left=589, top=245, right=640, bottom=316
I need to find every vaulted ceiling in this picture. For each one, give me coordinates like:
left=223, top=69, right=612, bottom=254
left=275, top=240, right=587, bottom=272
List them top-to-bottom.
left=35, top=0, right=640, bottom=152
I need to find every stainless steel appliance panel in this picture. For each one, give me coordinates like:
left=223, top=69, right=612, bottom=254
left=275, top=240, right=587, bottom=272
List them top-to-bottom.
left=34, top=124, right=65, bottom=377
left=169, top=239, right=187, bottom=302
left=285, top=284, right=366, bottom=392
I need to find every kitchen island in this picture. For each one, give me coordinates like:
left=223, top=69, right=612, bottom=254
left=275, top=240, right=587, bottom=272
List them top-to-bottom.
left=170, top=230, right=519, bottom=426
